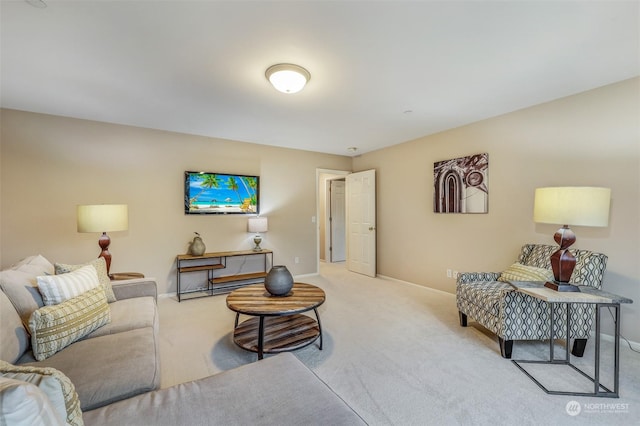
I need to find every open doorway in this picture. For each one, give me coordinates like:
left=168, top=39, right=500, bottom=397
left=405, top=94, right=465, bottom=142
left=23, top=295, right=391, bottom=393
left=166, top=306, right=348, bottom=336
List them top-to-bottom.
left=316, top=168, right=377, bottom=277
left=317, top=169, right=349, bottom=265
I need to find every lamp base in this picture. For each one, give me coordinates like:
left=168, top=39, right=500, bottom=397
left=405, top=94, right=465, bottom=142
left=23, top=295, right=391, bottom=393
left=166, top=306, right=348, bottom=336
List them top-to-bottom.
left=253, top=235, right=263, bottom=251
left=544, top=281, right=581, bottom=292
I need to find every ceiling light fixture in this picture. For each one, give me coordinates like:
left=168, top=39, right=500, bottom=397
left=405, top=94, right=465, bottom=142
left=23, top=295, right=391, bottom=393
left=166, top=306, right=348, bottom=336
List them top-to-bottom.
left=265, top=64, right=310, bottom=94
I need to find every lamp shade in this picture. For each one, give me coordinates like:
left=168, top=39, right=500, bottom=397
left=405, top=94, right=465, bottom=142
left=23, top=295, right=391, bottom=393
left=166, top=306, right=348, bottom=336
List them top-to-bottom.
left=265, top=64, right=310, bottom=94
left=533, top=187, right=610, bottom=227
left=77, top=204, right=129, bottom=233
left=247, top=217, right=268, bottom=233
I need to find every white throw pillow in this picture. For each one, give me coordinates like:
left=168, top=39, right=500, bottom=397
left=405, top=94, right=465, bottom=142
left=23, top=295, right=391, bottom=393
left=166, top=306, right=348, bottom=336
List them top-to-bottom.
left=37, top=264, right=100, bottom=306
left=0, top=376, right=65, bottom=426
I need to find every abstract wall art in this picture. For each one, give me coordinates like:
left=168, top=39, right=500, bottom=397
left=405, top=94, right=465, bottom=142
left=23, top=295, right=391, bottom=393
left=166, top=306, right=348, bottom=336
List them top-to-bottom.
left=433, top=153, right=488, bottom=214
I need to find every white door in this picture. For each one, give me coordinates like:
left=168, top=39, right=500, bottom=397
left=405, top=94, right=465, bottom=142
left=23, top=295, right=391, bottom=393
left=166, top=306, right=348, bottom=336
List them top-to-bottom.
left=346, top=169, right=376, bottom=277
left=329, top=179, right=346, bottom=262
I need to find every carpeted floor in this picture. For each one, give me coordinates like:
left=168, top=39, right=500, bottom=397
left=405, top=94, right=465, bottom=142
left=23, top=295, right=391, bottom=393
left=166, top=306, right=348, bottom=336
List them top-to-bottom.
left=158, top=262, right=640, bottom=425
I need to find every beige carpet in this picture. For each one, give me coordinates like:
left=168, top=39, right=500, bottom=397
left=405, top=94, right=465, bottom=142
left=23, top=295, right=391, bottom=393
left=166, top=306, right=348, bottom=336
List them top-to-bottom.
left=158, top=262, right=640, bottom=425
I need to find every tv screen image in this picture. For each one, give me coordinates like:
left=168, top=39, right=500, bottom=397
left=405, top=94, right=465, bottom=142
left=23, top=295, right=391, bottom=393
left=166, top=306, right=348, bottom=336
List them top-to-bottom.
left=185, top=171, right=259, bottom=215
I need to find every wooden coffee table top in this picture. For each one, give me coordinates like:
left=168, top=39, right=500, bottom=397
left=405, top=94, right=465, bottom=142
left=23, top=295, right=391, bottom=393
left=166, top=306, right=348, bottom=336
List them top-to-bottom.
left=226, top=282, right=325, bottom=316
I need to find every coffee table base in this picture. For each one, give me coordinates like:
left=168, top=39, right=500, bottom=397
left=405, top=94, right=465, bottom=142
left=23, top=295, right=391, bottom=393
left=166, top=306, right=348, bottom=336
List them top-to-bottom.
left=233, top=313, right=322, bottom=359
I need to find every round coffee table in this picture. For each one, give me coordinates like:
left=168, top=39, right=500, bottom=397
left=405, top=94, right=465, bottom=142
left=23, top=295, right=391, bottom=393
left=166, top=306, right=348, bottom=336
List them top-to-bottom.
left=226, top=282, right=325, bottom=360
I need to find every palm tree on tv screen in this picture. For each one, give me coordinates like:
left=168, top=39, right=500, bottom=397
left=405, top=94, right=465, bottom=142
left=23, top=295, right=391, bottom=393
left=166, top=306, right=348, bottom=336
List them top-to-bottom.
left=190, top=174, right=221, bottom=207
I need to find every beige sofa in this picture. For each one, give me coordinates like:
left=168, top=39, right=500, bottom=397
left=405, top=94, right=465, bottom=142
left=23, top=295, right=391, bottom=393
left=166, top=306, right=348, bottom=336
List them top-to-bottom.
left=0, top=255, right=365, bottom=425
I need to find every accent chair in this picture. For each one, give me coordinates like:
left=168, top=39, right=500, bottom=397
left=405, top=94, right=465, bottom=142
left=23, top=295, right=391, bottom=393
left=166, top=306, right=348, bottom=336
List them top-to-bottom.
left=456, top=244, right=608, bottom=358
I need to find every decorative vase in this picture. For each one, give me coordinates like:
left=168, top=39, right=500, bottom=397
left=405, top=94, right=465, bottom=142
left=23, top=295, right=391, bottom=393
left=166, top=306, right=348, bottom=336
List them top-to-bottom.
left=189, top=232, right=206, bottom=256
left=264, top=265, right=294, bottom=296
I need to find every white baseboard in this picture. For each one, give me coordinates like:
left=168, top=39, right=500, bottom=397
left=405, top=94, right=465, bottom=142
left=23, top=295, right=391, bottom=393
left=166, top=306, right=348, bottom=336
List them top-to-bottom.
left=377, top=274, right=455, bottom=297
left=377, top=274, right=640, bottom=351
left=599, top=332, right=640, bottom=351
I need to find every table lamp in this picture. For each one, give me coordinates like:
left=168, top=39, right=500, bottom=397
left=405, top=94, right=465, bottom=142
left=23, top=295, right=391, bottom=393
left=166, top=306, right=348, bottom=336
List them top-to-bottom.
left=533, top=187, right=610, bottom=292
left=77, top=204, right=129, bottom=275
left=247, top=216, right=268, bottom=251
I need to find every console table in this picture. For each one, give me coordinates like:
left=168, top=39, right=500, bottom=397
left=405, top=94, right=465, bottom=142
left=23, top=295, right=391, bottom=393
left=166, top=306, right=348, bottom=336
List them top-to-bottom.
left=176, top=250, right=273, bottom=301
left=510, top=281, right=632, bottom=398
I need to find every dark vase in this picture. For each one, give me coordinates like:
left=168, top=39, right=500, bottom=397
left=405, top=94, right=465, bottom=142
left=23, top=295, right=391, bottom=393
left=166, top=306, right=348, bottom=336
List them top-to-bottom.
left=264, top=265, right=294, bottom=296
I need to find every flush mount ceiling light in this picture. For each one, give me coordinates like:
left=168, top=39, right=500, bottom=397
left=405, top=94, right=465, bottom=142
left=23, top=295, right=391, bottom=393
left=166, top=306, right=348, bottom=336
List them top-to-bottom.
left=265, top=64, right=311, bottom=94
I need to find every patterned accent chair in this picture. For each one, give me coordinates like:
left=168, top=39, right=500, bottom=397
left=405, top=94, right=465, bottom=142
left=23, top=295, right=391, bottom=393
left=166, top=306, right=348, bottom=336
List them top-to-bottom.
left=456, top=244, right=608, bottom=358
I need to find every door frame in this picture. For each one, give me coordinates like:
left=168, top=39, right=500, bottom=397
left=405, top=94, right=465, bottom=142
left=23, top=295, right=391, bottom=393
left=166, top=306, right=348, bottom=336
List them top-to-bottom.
left=316, top=168, right=350, bottom=273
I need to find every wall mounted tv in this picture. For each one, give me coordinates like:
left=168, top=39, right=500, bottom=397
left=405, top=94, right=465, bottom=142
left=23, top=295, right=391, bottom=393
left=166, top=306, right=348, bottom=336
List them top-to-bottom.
left=184, top=171, right=259, bottom=215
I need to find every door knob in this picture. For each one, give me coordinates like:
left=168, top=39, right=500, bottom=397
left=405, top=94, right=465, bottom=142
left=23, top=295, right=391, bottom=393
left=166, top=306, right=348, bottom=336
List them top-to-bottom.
left=369, top=226, right=376, bottom=231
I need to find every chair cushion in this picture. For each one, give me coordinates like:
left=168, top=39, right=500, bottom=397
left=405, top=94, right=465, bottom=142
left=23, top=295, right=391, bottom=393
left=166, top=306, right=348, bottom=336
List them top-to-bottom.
left=518, top=244, right=607, bottom=288
left=457, top=281, right=513, bottom=319
left=81, top=296, right=157, bottom=340
left=20, top=327, right=160, bottom=411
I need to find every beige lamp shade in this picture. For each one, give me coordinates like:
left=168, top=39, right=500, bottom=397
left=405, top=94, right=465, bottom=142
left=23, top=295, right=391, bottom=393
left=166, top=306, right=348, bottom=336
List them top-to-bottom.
left=533, top=187, right=611, bottom=227
left=77, top=204, right=129, bottom=233
left=247, top=217, right=268, bottom=233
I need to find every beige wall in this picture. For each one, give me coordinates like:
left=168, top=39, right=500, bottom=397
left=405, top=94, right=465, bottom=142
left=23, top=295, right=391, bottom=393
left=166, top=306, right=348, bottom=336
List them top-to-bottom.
left=2, top=78, right=638, bottom=342
left=353, top=78, right=640, bottom=342
left=0, top=109, right=351, bottom=294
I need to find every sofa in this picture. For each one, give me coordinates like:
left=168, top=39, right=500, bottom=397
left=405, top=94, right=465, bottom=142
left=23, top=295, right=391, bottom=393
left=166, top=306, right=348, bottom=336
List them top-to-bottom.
left=456, top=244, right=608, bottom=358
left=0, top=255, right=366, bottom=425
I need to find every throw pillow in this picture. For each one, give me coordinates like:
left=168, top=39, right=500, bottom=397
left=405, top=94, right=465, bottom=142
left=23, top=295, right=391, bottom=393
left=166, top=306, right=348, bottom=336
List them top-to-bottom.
left=0, top=255, right=54, bottom=327
left=55, top=257, right=116, bottom=303
left=498, top=262, right=554, bottom=283
left=37, top=264, right=101, bottom=306
left=29, top=286, right=110, bottom=361
left=0, top=360, right=83, bottom=426
left=0, top=376, right=65, bottom=426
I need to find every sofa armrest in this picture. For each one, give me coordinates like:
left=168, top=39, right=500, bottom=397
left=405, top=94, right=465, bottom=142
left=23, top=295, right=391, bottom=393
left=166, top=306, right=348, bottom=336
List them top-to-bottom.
left=457, top=272, right=501, bottom=284
left=111, top=278, right=157, bottom=302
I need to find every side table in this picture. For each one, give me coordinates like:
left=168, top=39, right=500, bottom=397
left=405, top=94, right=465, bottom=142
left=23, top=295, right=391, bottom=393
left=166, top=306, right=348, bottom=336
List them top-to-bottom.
left=110, top=272, right=145, bottom=281
left=511, top=282, right=632, bottom=398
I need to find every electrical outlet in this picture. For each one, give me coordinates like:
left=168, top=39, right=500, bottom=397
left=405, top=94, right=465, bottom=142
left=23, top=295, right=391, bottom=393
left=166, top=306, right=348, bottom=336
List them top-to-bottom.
left=295, top=257, right=300, bottom=264
left=446, top=269, right=452, bottom=278
left=453, top=271, right=459, bottom=279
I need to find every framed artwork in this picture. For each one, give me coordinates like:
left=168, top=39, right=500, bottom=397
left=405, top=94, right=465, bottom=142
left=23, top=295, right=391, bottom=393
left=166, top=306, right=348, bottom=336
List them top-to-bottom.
left=433, top=153, right=488, bottom=213
left=184, top=171, right=259, bottom=215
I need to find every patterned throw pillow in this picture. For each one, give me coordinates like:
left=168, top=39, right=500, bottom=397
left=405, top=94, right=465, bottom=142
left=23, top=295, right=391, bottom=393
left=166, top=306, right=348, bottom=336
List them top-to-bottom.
left=55, top=257, right=116, bottom=303
left=498, top=263, right=554, bottom=283
left=37, top=264, right=101, bottom=306
left=29, top=286, right=110, bottom=361
left=0, top=360, right=83, bottom=426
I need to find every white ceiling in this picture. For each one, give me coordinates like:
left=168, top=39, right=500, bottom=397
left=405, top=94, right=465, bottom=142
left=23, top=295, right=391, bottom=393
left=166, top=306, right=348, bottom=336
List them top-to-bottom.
left=1, top=1, right=638, bottom=156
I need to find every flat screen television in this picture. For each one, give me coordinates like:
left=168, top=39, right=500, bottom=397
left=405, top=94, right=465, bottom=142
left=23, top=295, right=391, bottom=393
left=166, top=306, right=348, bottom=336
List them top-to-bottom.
left=184, top=171, right=259, bottom=215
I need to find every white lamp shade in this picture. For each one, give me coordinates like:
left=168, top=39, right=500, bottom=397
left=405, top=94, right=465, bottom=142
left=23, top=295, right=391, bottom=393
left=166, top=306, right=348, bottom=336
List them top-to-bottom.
left=265, top=64, right=310, bottom=94
left=533, top=187, right=611, bottom=227
left=77, top=204, right=129, bottom=233
left=248, top=217, right=268, bottom=233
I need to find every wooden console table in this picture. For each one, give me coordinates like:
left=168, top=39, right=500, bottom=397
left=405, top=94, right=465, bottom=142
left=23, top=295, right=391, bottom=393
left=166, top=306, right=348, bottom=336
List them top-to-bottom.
left=176, top=250, right=273, bottom=301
